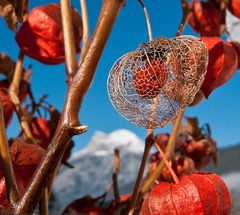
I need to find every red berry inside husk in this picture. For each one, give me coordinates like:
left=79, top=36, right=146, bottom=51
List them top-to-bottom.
left=15, top=4, right=83, bottom=65
left=133, top=59, right=167, bottom=99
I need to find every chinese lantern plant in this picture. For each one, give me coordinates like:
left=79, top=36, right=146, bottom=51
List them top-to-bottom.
left=228, top=0, right=240, bottom=18
left=188, top=1, right=222, bottom=36
left=15, top=4, right=83, bottom=65
left=200, top=37, right=238, bottom=98
left=142, top=141, right=231, bottom=215
left=141, top=172, right=232, bottom=215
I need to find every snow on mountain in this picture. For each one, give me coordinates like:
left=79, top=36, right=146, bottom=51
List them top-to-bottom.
left=226, top=10, right=240, bottom=42
left=53, top=129, right=145, bottom=209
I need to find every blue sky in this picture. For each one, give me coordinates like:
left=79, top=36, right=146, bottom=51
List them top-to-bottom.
left=1, top=1, right=240, bottom=152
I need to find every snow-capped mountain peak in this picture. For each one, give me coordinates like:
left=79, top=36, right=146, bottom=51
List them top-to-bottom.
left=54, top=129, right=145, bottom=208
left=72, top=129, right=144, bottom=160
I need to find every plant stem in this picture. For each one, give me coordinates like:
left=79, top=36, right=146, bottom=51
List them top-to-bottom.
left=60, top=0, right=78, bottom=81
left=79, top=0, right=90, bottom=66
left=138, top=0, right=153, bottom=41
left=176, top=0, right=191, bottom=36
left=13, top=1, right=125, bottom=214
left=128, top=2, right=154, bottom=214
left=9, top=50, right=35, bottom=143
left=0, top=100, right=19, bottom=206
left=139, top=112, right=183, bottom=196
left=128, top=129, right=153, bottom=215
left=154, top=142, right=179, bottom=184
left=113, top=148, right=120, bottom=203
left=39, top=189, right=48, bottom=215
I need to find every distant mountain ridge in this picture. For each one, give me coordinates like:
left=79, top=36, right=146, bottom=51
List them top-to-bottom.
left=206, top=143, right=240, bottom=174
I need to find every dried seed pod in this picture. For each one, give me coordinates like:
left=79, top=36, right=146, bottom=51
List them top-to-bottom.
left=107, top=36, right=208, bottom=129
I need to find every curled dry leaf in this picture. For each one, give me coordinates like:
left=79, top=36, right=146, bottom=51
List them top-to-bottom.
left=0, top=0, right=24, bottom=31
left=0, top=0, right=18, bottom=31
left=188, top=1, right=222, bottom=36
left=15, top=4, right=83, bottom=65
left=200, top=37, right=238, bottom=97
left=0, top=52, right=31, bottom=82
left=0, top=53, right=15, bottom=80
left=0, top=79, right=29, bottom=103
left=178, top=117, right=202, bottom=140
left=154, top=133, right=170, bottom=151
left=178, top=138, right=218, bottom=169
left=149, top=153, right=196, bottom=183
left=141, top=172, right=231, bottom=215
left=61, top=195, right=105, bottom=215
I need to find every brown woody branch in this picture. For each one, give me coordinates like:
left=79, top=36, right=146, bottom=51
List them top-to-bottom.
left=13, top=0, right=125, bottom=214
left=61, top=0, right=78, bottom=82
left=79, top=0, right=90, bottom=66
left=136, top=0, right=189, bottom=201
left=138, top=0, right=153, bottom=41
left=176, top=0, right=191, bottom=36
left=128, top=2, right=154, bottom=213
left=9, top=50, right=35, bottom=143
left=0, top=100, right=19, bottom=206
left=139, top=112, right=183, bottom=196
left=128, top=130, right=153, bottom=215
left=154, top=142, right=179, bottom=184
left=113, top=148, right=120, bottom=203
left=39, top=190, right=48, bottom=215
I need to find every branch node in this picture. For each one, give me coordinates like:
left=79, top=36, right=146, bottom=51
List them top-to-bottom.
left=67, top=124, right=88, bottom=135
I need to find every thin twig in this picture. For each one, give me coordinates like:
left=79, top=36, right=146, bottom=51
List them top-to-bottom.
left=60, top=0, right=78, bottom=82
left=79, top=0, right=90, bottom=66
left=138, top=0, right=153, bottom=41
left=176, top=0, right=191, bottom=36
left=13, top=1, right=125, bottom=214
left=128, top=2, right=154, bottom=214
left=9, top=50, right=35, bottom=143
left=0, top=100, right=19, bottom=206
left=139, top=111, right=183, bottom=196
left=128, top=130, right=153, bottom=215
left=154, top=142, right=179, bottom=184
left=112, top=148, right=120, bottom=203
left=39, top=189, right=48, bottom=215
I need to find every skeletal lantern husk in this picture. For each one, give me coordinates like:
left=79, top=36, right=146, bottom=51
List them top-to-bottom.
left=107, top=36, right=208, bottom=129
